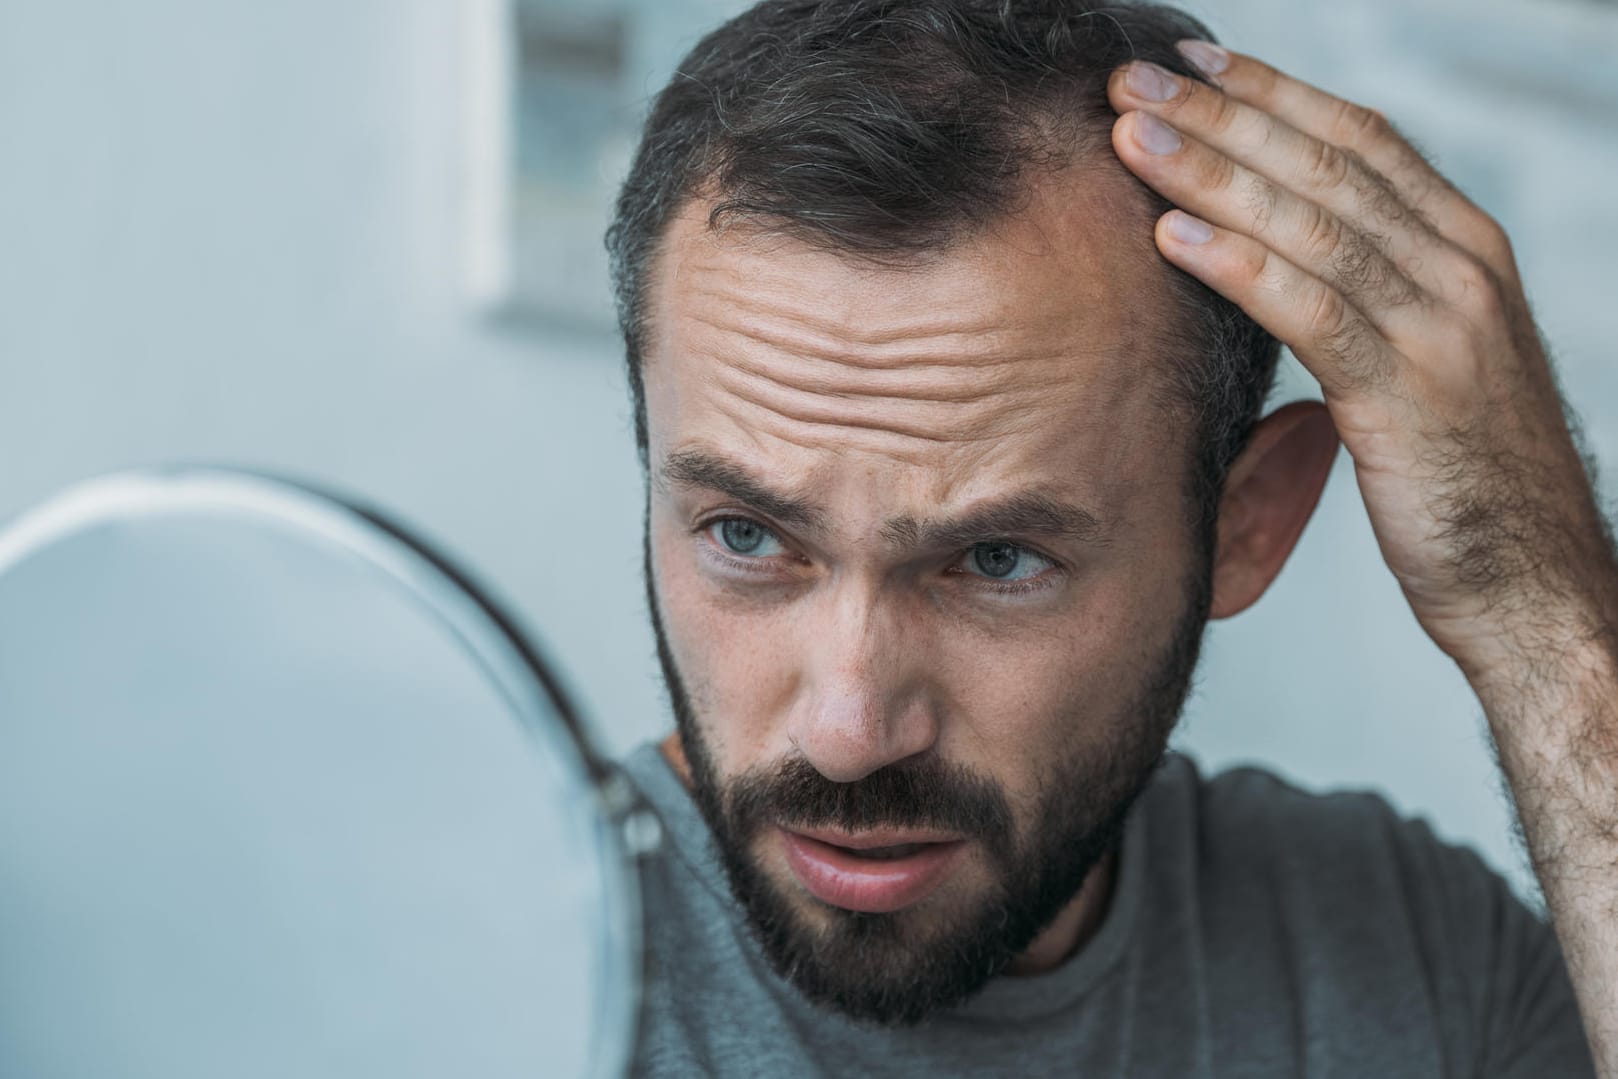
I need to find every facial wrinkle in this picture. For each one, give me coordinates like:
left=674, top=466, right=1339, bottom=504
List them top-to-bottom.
left=649, top=189, right=1171, bottom=488
left=685, top=258, right=1036, bottom=354
left=682, top=271, right=1121, bottom=373
left=689, top=320, right=1037, bottom=403
left=680, top=321, right=1087, bottom=454
left=713, top=347, right=1050, bottom=412
left=709, top=379, right=1008, bottom=446
left=706, top=395, right=1020, bottom=473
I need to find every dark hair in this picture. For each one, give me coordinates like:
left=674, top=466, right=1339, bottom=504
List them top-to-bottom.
left=606, top=0, right=1281, bottom=545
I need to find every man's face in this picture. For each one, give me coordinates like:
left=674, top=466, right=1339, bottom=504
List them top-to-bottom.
left=641, top=172, right=1211, bottom=1025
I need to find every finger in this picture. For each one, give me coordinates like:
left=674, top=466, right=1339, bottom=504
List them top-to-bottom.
left=1175, top=41, right=1517, bottom=280
left=1107, top=61, right=1473, bottom=301
left=1112, top=109, right=1429, bottom=331
left=1152, top=208, right=1400, bottom=398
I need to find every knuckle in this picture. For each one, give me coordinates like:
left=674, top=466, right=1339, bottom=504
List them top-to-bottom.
left=1205, top=92, right=1241, bottom=137
left=1334, top=99, right=1389, bottom=145
left=1252, top=113, right=1279, bottom=153
left=1305, top=138, right=1353, bottom=190
left=1340, top=147, right=1375, bottom=176
left=1205, top=151, right=1241, bottom=196
left=1344, top=151, right=1395, bottom=206
left=1364, top=176, right=1417, bottom=232
left=1243, top=178, right=1279, bottom=234
left=1299, top=203, right=1345, bottom=263
left=1467, top=215, right=1517, bottom=274
left=1321, top=223, right=1422, bottom=313
left=1329, top=229, right=1376, bottom=289
left=1236, top=243, right=1272, bottom=289
left=1452, top=257, right=1506, bottom=321
left=1390, top=265, right=1426, bottom=309
left=1306, top=283, right=1351, bottom=338
left=1311, top=303, right=1393, bottom=388
left=1313, top=303, right=1376, bottom=382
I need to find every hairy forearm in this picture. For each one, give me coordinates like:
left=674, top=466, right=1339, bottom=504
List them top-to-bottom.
left=1470, top=581, right=1618, bottom=1075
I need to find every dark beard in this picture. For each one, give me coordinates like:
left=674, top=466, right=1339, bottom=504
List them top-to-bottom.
left=644, top=529, right=1211, bottom=1026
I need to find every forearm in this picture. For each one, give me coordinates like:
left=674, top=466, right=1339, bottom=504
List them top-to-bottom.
left=1469, top=579, right=1618, bottom=1075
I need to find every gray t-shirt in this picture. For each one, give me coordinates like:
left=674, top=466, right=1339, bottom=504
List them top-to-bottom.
left=619, top=743, right=1594, bottom=1077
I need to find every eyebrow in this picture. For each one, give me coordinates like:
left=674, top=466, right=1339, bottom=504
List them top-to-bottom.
left=659, top=449, right=1106, bottom=549
left=661, top=449, right=826, bottom=532
left=884, top=493, right=1106, bottom=550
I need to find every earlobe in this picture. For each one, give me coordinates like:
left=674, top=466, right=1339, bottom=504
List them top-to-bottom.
left=1208, top=401, right=1339, bottom=620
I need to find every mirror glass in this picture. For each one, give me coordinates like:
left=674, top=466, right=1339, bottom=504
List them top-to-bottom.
left=0, top=469, right=641, bottom=1079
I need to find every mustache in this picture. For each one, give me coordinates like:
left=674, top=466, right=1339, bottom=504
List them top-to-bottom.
left=723, top=754, right=1015, bottom=841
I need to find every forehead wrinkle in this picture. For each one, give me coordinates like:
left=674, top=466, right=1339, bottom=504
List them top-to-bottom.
left=646, top=180, right=1182, bottom=495
left=682, top=247, right=1033, bottom=354
left=679, top=295, right=1033, bottom=382
left=676, top=297, right=1115, bottom=449
left=679, top=297, right=1046, bottom=378
left=707, top=336, right=1061, bottom=409
left=702, top=343, right=1117, bottom=450
left=711, top=371, right=1016, bottom=445
left=707, top=395, right=998, bottom=468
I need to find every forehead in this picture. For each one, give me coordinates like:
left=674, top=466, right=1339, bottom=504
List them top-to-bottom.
left=642, top=169, right=1185, bottom=517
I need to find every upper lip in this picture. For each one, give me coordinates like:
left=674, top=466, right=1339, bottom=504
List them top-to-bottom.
left=785, top=825, right=966, bottom=850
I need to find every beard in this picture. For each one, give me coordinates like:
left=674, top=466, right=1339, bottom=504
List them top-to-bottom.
left=645, top=534, right=1212, bottom=1027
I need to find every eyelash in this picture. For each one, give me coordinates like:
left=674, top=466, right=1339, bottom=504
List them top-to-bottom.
left=693, top=515, right=1065, bottom=596
left=697, top=519, right=794, bottom=576
left=943, top=555, right=1061, bottom=597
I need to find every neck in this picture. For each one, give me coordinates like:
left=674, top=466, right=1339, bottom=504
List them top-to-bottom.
left=656, top=733, right=1119, bottom=976
left=1002, top=847, right=1117, bottom=974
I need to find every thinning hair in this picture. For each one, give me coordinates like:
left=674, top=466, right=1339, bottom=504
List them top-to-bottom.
left=606, top=0, right=1282, bottom=549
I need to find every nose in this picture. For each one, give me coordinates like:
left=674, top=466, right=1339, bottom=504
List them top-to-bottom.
left=785, top=587, right=938, bottom=783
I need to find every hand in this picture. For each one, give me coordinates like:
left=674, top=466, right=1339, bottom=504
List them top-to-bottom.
left=1106, top=43, right=1617, bottom=671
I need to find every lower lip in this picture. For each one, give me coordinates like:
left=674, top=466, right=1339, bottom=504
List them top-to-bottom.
left=779, top=830, right=966, bottom=913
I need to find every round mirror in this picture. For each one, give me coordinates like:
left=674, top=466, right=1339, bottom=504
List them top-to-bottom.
left=0, top=468, right=647, bottom=1079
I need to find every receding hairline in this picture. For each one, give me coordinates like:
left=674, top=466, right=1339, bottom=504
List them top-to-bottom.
left=634, top=155, right=1180, bottom=372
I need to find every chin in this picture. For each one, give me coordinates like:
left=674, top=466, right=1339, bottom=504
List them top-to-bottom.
left=743, top=853, right=1023, bottom=1026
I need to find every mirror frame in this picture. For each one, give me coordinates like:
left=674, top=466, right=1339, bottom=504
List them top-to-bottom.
left=0, top=465, right=650, bottom=1079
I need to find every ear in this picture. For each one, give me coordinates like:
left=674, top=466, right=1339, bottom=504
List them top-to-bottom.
left=1208, top=400, right=1339, bottom=620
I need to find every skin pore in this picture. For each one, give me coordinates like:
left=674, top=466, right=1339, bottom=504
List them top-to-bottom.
left=640, top=165, right=1338, bottom=1021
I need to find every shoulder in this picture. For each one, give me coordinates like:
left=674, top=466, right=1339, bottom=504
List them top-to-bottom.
left=1148, top=752, right=1510, bottom=907
left=1141, top=753, right=1535, bottom=1004
left=1138, top=754, right=1590, bottom=1076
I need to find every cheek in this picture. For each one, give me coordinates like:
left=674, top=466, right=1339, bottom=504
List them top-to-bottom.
left=649, top=510, right=802, bottom=771
left=932, top=562, right=1191, bottom=776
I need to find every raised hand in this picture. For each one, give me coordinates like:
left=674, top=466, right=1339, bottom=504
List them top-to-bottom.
left=1107, top=42, right=1618, bottom=1074
left=1108, top=42, right=1616, bottom=673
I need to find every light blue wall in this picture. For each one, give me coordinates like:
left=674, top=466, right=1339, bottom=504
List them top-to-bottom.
left=0, top=0, right=659, bottom=772
left=2, top=0, right=1614, bottom=904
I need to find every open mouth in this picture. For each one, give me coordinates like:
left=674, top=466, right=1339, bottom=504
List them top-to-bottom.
left=778, top=827, right=968, bottom=913
left=837, top=842, right=930, bottom=860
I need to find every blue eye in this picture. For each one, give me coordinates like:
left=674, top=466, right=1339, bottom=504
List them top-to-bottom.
left=712, top=518, right=785, bottom=558
left=962, top=541, right=1053, bottom=582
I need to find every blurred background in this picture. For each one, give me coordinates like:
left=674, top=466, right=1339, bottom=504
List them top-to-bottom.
left=2, top=0, right=1614, bottom=903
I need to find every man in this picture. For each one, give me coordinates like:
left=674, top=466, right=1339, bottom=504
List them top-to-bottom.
left=603, top=1, right=1618, bottom=1074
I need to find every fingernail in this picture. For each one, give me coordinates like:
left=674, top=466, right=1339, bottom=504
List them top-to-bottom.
left=1177, top=40, right=1230, bottom=78
left=1125, top=61, right=1180, bottom=102
left=1133, top=112, right=1182, bottom=155
left=1166, top=211, right=1214, bottom=245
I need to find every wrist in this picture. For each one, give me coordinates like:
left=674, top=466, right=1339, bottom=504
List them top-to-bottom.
left=1440, top=543, right=1618, bottom=684
left=1458, top=600, right=1618, bottom=728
